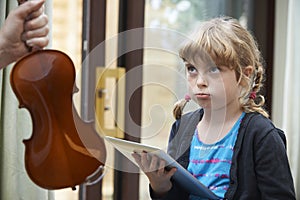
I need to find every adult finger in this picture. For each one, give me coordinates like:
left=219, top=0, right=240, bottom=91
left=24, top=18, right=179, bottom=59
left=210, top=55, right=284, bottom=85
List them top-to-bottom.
left=16, top=0, right=46, bottom=19
left=27, top=5, right=45, bottom=20
left=24, top=13, right=48, bottom=31
left=22, top=25, right=49, bottom=41
left=25, top=36, right=49, bottom=48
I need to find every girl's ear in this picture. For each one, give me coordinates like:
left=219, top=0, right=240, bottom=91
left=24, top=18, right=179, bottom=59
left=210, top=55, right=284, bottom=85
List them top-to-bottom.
left=243, top=65, right=254, bottom=77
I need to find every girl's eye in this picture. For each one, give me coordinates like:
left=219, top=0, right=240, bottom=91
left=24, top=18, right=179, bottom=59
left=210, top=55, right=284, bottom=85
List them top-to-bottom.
left=186, top=65, right=197, bottom=74
left=209, top=66, right=220, bottom=73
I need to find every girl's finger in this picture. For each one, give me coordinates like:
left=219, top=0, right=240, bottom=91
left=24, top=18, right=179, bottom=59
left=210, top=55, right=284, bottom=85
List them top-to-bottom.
left=140, top=152, right=150, bottom=171
left=149, top=155, right=159, bottom=172
left=156, top=159, right=167, bottom=176
left=166, top=167, right=177, bottom=178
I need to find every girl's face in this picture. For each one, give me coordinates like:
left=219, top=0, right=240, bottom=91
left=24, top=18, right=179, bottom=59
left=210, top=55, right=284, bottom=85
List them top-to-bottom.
left=185, top=58, right=241, bottom=111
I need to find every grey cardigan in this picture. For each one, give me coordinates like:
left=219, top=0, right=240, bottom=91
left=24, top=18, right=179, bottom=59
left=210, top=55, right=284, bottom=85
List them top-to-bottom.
left=150, top=109, right=295, bottom=200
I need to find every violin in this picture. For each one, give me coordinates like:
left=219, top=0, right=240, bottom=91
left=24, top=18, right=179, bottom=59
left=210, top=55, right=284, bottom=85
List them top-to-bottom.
left=10, top=1, right=106, bottom=190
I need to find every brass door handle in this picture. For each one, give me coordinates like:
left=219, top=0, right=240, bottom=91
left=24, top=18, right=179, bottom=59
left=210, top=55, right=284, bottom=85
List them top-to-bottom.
left=95, top=67, right=125, bottom=138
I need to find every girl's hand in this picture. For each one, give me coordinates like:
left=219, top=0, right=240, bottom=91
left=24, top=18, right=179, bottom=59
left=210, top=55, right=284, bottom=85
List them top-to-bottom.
left=0, top=0, right=49, bottom=68
left=132, top=151, right=177, bottom=196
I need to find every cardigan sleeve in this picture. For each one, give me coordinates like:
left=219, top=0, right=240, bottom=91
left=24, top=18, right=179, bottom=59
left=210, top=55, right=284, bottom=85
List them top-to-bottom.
left=254, top=128, right=295, bottom=199
left=149, top=181, right=189, bottom=200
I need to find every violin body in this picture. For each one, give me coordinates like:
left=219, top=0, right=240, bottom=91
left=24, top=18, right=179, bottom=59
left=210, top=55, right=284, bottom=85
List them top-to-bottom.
left=10, top=50, right=106, bottom=190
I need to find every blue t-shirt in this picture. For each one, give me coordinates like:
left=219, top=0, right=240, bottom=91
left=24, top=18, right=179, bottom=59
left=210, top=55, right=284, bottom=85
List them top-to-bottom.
left=187, top=113, right=245, bottom=199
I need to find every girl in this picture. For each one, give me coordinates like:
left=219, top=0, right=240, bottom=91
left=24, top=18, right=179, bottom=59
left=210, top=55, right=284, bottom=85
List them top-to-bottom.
left=133, top=17, right=295, bottom=199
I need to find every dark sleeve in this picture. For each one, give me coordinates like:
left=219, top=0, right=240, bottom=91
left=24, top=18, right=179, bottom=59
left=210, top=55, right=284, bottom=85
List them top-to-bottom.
left=168, top=119, right=180, bottom=142
left=254, top=128, right=296, bottom=199
left=149, top=181, right=188, bottom=200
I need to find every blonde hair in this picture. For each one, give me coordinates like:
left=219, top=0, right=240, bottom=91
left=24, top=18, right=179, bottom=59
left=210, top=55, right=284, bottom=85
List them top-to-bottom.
left=174, top=16, right=269, bottom=119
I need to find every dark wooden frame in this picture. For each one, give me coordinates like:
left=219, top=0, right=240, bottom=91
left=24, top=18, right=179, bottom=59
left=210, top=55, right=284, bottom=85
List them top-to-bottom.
left=79, top=0, right=106, bottom=199
left=248, top=0, right=275, bottom=116
left=114, top=1, right=145, bottom=200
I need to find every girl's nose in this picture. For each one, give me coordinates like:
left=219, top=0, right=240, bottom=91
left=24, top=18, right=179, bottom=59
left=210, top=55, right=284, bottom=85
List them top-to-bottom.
left=196, top=73, right=207, bottom=88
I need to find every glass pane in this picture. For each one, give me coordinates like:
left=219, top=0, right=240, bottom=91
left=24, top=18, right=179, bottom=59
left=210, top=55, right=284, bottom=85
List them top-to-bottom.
left=141, top=0, right=249, bottom=199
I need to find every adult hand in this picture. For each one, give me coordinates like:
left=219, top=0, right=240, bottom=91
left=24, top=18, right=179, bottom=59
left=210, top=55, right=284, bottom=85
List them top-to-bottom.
left=0, top=0, right=49, bottom=68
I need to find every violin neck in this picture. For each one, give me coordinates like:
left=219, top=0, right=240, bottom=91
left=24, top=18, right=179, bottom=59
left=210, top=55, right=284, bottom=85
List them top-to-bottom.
left=17, top=0, right=27, bottom=5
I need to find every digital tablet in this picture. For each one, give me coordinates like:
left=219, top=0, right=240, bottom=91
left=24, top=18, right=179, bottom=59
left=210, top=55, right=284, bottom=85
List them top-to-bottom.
left=105, top=136, right=219, bottom=199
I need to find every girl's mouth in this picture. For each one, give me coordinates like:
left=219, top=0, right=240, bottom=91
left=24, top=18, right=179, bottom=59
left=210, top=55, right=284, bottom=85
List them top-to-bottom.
left=195, top=93, right=210, bottom=99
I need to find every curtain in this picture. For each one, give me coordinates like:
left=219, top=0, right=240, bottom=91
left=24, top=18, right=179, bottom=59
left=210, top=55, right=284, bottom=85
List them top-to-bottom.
left=0, top=0, right=54, bottom=199
left=273, top=0, right=300, bottom=198
left=283, top=0, right=300, bottom=197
